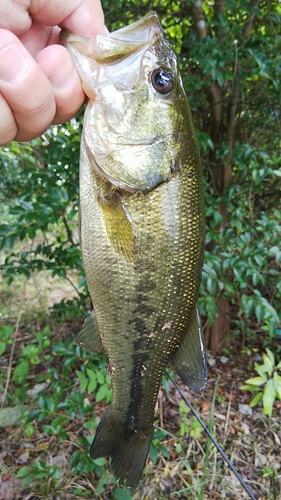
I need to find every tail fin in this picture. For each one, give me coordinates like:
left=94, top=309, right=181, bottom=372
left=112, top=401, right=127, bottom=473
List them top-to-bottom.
left=90, top=410, right=153, bottom=490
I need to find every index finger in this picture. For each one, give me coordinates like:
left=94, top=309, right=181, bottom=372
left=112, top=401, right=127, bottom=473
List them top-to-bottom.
left=1, top=0, right=105, bottom=37
left=30, top=0, right=106, bottom=37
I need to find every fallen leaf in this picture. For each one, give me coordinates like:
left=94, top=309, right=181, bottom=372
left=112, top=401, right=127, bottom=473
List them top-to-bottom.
left=220, top=356, right=229, bottom=364
left=27, top=382, right=48, bottom=398
left=198, top=400, right=211, bottom=412
left=238, top=403, right=253, bottom=416
left=0, top=406, right=27, bottom=427
left=164, top=408, right=178, bottom=420
left=240, top=421, right=250, bottom=434
left=273, top=432, right=281, bottom=446
left=33, top=442, right=49, bottom=452
left=255, top=450, right=267, bottom=467
left=16, top=452, right=29, bottom=465
left=48, top=453, right=69, bottom=469
left=1, top=475, right=11, bottom=482
left=0, top=477, right=23, bottom=500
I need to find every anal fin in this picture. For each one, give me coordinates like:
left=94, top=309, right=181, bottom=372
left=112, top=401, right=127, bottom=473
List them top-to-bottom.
left=170, top=307, right=207, bottom=391
left=74, top=311, right=102, bottom=352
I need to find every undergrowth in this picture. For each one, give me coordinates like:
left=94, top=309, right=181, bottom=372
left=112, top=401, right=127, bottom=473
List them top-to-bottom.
left=0, top=283, right=280, bottom=499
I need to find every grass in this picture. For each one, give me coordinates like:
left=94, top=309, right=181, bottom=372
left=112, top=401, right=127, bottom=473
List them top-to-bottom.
left=0, top=272, right=281, bottom=499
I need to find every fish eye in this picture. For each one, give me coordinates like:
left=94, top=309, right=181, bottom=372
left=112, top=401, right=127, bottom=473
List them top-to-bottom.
left=150, top=68, right=173, bottom=94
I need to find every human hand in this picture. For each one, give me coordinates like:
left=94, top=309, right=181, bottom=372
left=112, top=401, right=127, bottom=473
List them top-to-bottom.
left=0, top=0, right=106, bottom=145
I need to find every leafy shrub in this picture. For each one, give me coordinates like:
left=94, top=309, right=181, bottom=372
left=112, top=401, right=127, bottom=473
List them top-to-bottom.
left=240, top=348, right=281, bottom=416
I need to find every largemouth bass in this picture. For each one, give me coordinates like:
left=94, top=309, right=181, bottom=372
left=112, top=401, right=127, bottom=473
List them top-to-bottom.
left=61, top=11, right=207, bottom=490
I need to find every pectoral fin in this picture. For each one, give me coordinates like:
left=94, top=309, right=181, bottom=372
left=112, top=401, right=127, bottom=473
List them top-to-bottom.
left=99, top=191, right=136, bottom=262
left=170, top=307, right=207, bottom=391
left=74, top=312, right=102, bottom=352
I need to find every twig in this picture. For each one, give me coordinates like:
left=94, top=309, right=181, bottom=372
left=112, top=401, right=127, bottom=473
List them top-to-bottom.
left=62, top=216, right=76, bottom=245
left=66, top=273, right=80, bottom=296
left=1, top=309, right=22, bottom=406
left=166, top=371, right=257, bottom=500
left=224, top=381, right=234, bottom=437
left=210, top=443, right=217, bottom=491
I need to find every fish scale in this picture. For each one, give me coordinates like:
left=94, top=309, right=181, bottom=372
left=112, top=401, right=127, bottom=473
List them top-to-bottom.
left=61, top=11, right=207, bottom=490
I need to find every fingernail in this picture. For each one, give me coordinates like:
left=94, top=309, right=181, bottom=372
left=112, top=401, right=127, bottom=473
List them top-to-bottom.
left=0, top=44, right=29, bottom=83
left=49, top=58, right=76, bottom=91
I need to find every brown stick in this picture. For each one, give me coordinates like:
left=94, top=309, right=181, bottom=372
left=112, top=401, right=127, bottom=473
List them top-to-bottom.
left=1, top=309, right=22, bottom=406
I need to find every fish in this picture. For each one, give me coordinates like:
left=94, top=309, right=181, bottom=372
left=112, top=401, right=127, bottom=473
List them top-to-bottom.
left=61, top=11, right=207, bottom=490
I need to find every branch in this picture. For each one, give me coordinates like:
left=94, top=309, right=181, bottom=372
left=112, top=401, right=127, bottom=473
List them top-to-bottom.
left=194, top=0, right=207, bottom=39
left=213, top=0, right=225, bottom=39
left=214, top=0, right=224, bottom=19
left=243, top=0, right=260, bottom=39
left=226, top=79, right=239, bottom=150
left=206, top=82, right=224, bottom=144
left=27, top=142, right=46, bottom=169
left=62, top=215, right=75, bottom=246
left=66, top=274, right=81, bottom=297
left=1, top=310, right=22, bottom=406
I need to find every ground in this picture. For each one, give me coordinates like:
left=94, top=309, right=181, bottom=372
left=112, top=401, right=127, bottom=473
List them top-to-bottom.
left=0, top=274, right=280, bottom=500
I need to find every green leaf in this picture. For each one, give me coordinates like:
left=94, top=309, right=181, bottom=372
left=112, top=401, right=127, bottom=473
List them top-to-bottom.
left=255, top=304, right=264, bottom=322
left=0, top=342, right=7, bottom=356
left=265, top=348, right=275, bottom=367
left=262, top=352, right=274, bottom=377
left=12, top=358, right=29, bottom=383
left=255, top=363, right=269, bottom=377
left=86, top=368, right=97, bottom=381
left=76, top=370, right=88, bottom=393
left=96, top=371, right=105, bottom=384
left=273, top=371, right=280, bottom=390
left=244, top=376, right=266, bottom=386
left=88, top=378, right=97, bottom=394
left=263, top=379, right=276, bottom=417
left=276, top=383, right=281, bottom=400
left=95, top=384, right=109, bottom=402
left=240, top=384, right=260, bottom=392
left=250, top=392, right=263, bottom=407
left=46, top=397, right=55, bottom=412
left=190, top=421, right=204, bottom=439
left=149, top=442, right=158, bottom=463
left=16, top=466, right=30, bottom=478
left=22, top=474, right=34, bottom=487
left=114, top=487, right=133, bottom=500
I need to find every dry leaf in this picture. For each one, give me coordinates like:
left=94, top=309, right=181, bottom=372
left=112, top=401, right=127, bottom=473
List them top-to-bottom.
left=198, top=400, right=211, bottom=412
left=238, top=403, right=253, bottom=416
left=240, top=421, right=250, bottom=434
left=273, top=432, right=281, bottom=446
left=0, top=477, right=23, bottom=500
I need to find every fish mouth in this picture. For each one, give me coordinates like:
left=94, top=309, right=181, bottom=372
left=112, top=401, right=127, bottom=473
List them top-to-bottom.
left=61, top=11, right=163, bottom=66
left=102, top=11, right=163, bottom=45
